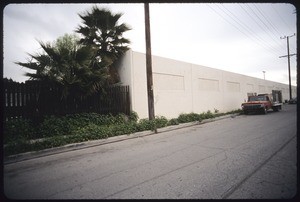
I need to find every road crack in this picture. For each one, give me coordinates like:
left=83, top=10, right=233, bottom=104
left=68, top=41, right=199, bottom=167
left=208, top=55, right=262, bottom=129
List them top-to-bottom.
left=221, top=135, right=296, bottom=199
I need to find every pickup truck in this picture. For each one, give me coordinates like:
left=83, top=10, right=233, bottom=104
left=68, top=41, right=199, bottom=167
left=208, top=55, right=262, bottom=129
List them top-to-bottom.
left=241, top=90, right=283, bottom=114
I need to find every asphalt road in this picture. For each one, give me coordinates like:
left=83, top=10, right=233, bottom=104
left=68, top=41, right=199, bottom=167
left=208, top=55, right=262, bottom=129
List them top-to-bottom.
left=3, top=104, right=297, bottom=199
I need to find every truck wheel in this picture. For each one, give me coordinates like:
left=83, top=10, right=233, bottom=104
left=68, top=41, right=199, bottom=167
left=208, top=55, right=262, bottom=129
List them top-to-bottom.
left=262, top=107, right=267, bottom=114
left=273, top=107, right=279, bottom=112
left=244, top=110, right=248, bottom=115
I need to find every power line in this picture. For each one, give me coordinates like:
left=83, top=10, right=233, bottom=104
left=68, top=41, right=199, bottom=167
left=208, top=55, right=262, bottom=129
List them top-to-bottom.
left=207, top=3, right=297, bottom=62
left=207, top=4, right=282, bottom=57
left=207, top=4, right=250, bottom=38
left=218, top=4, right=283, bottom=55
left=238, top=4, right=284, bottom=55
left=245, top=4, right=284, bottom=52
left=253, top=4, right=283, bottom=38
left=253, top=4, right=288, bottom=52
left=269, top=4, right=297, bottom=54
left=271, top=4, right=295, bottom=34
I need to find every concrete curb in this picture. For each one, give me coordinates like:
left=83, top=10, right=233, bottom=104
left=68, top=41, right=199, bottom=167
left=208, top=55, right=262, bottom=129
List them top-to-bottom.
left=4, top=113, right=240, bottom=164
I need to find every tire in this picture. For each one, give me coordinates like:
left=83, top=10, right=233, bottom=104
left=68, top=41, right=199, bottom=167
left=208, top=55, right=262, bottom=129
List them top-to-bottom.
left=273, top=106, right=279, bottom=112
left=262, top=107, right=267, bottom=114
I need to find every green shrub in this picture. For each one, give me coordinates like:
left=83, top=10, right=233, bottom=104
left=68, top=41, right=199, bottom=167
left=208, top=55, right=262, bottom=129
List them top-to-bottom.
left=4, top=109, right=243, bottom=157
left=226, top=109, right=243, bottom=114
left=199, top=110, right=215, bottom=119
left=129, top=111, right=139, bottom=123
left=4, top=113, right=138, bottom=156
left=37, top=113, right=131, bottom=138
left=66, top=113, right=120, bottom=126
left=113, top=113, right=128, bottom=125
left=177, top=113, right=189, bottom=123
left=178, top=113, right=201, bottom=123
left=38, top=116, right=72, bottom=138
left=136, top=116, right=168, bottom=131
left=154, top=116, right=169, bottom=128
left=137, top=118, right=154, bottom=131
left=168, top=118, right=179, bottom=125
left=4, top=119, right=37, bottom=143
left=73, top=122, right=139, bottom=140
left=109, top=122, right=139, bottom=136
left=74, top=123, right=109, bottom=139
left=4, top=139, right=31, bottom=156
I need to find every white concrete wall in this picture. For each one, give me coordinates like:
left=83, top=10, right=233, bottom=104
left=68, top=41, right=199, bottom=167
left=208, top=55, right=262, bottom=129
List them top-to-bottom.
left=117, top=49, right=297, bottom=119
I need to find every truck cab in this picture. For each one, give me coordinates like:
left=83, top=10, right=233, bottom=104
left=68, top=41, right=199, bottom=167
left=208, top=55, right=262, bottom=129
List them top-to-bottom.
left=241, top=90, right=282, bottom=114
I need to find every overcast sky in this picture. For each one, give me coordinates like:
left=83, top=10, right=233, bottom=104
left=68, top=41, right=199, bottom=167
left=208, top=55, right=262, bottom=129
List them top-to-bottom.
left=3, top=3, right=297, bottom=86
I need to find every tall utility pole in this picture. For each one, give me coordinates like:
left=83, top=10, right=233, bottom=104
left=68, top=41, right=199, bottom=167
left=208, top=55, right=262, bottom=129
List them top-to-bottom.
left=144, top=3, right=157, bottom=133
left=280, top=33, right=296, bottom=100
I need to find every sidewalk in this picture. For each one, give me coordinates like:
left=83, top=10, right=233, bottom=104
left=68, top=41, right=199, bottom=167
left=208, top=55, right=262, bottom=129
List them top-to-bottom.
left=4, top=113, right=239, bottom=164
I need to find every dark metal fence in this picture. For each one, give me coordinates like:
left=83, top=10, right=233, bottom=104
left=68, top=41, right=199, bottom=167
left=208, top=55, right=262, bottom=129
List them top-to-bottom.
left=3, top=79, right=130, bottom=121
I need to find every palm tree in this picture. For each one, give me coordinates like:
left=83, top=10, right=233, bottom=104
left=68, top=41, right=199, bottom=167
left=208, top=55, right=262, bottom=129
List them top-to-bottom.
left=76, top=6, right=131, bottom=84
left=16, top=33, right=108, bottom=99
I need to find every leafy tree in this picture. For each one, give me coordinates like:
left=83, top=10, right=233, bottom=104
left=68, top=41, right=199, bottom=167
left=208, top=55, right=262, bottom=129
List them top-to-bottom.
left=76, top=6, right=131, bottom=83
left=16, top=7, right=131, bottom=99
left=16, top=33, right=109, bottom=99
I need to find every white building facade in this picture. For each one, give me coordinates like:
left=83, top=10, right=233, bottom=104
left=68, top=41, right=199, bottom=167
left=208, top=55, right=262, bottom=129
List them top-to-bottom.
left=117, top=49, right=297, bottom=119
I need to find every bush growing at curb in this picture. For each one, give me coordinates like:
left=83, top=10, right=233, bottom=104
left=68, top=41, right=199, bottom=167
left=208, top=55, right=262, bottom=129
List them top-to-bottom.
left=4, top=109, right=242, bottom=156
left=199, top=110, right=214, bottom=119
left=129, top=111, right=139, bottom=123
left=37, top=113, right=131, bottom=138
left=178, top=113, right=202, bottom=123
left=137, top=116, right=169, bottom=131
left=154, top=116, right=169, bottom=128
left=3, top=118, right=37, bottom=144
left=168, top=118, right=179, bottom=126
